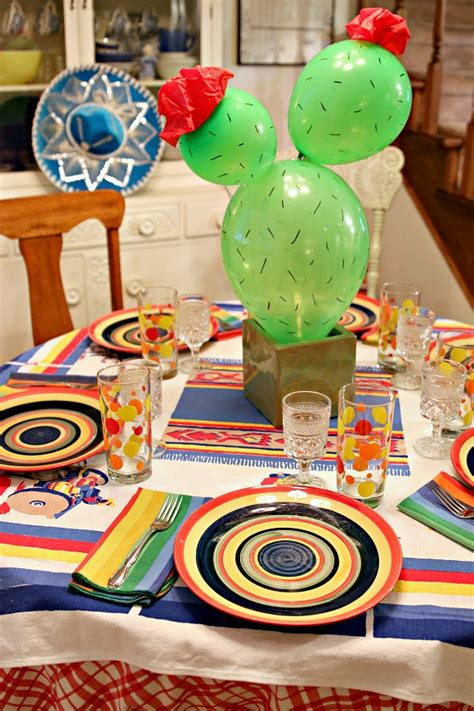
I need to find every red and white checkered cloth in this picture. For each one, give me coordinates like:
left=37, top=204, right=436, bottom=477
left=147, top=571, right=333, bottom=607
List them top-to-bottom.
left=1, top=664, right=470, bottom=711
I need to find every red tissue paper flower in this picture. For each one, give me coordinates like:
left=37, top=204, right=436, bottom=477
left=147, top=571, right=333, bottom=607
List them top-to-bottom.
left=346, top=7, right=411, bottom=56
left=158, top=65, right=234, bottom=146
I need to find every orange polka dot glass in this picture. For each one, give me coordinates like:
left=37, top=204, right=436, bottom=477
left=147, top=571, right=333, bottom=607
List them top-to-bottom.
left=378, top=282, right=421, bottom=371
left=137, top=286, right=178, bottom=379
left=97, top=364, right=152, bottom=484
left=337, top=382, right=395, bottom=508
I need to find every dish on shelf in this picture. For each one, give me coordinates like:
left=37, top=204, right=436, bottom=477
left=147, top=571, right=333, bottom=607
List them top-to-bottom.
left=0, top=50, right=42, bottom=84
left=88, top=308, right=219, bottom=354
left=0, top=388, right=103, bottom=473
left=174, top=485, right=402, bottom=626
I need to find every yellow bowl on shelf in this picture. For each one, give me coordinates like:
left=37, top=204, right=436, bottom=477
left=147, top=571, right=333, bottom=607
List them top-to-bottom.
left=0, top=50, right=43, bottom=85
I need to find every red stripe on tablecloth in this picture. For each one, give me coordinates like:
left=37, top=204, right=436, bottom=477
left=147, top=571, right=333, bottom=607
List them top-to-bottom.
left=43, top=328, right=88, bottom=374
left=75, top=487, right=142, bottom=572
left=0, top=532, right=93, bottom=553
left=399, top=568, right=474, bottom=584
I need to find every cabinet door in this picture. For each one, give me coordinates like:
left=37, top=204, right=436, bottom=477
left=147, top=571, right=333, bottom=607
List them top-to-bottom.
left=77, top=1, right=221, bottom=84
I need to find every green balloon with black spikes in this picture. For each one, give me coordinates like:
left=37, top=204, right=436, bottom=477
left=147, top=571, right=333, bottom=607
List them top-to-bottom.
left=288, top=39, right=412, bottom=165
left=179, top=88, right=277, bottom=185
left=221, top=159, right=369, bottom=344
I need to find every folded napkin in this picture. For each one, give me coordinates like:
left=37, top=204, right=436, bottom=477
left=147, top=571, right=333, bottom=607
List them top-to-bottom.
left=211, top=304, right=244, bottom=340
left=398, top=471, right=474, bottom=550
left=69, top=488, right=208, bottom=605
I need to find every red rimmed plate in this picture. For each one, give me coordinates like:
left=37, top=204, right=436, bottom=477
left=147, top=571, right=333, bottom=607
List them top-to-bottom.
left=338, top=294, right=379, bottom=334
left=88, top=308, right=219, bottom=354
left=0, top=388, right=103, bottom=473
left=451, top=429, right=474, bottom=489
left=174, top=485, right=402, bottom=626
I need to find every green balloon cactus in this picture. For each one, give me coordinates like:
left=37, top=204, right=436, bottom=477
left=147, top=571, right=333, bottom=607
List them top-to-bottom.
left=157, top=7, right=412, bottom=344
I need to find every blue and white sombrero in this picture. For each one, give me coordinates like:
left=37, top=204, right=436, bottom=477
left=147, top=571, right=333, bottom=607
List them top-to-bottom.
left=32, top=64, right=164, bottom=196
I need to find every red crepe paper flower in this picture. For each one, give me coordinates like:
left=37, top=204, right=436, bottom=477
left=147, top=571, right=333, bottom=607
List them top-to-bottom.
left=346, top=7, right=411, bottom=56
left=158, top=65, right=234, bottom=147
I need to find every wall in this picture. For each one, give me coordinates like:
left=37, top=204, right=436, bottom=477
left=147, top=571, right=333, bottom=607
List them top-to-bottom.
left=378, top=185, right=472, bottom=322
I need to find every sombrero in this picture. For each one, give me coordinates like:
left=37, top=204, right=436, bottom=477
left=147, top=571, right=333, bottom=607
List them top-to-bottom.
left=32, top=64, right=163, bottom=195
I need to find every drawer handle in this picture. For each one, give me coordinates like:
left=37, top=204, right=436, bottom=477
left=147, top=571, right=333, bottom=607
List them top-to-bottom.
left=138, top=218, right=155, bottom=236
left=126, top=279, right=144, bottom=297
left=66, top=287, right=81, bottom=306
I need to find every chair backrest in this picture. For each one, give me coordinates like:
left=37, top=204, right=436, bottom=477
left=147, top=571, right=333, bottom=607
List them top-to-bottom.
left=0, top=190, right=125, bottom=345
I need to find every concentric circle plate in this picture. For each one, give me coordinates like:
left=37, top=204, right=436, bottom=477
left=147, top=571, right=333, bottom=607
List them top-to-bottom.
left=338, top=294, right=379, bottom=333
left=88, top=309, right=219, bottom=354
left=0, top=388, right=103, bottom=472
left=451, top=428, right=474, bottom=489
left=174, top=485, right=402, bottom=626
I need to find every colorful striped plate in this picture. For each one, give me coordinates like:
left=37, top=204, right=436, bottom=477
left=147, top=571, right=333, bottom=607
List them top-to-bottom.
left=338, top=294, right=379, bottom=333
left=88, top=309, right=219, bottom=355
left=0, top=388, right=103, bottom=473
left=451, top=429, right=474, bottom=489
left=174, top=485, right=402, bottom=626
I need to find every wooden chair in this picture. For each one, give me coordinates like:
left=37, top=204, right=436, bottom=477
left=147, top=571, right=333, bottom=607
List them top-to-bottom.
left=0, top=190, right=125, bottom=345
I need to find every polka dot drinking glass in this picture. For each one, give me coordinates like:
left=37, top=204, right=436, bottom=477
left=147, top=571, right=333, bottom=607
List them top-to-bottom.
left=378, top=282, right=421, bottom=371
left=137, top=286, right=178, bottom=379
left=97, top=364, right=152, bottom=484
left=337, top=382, right=395, bottom=508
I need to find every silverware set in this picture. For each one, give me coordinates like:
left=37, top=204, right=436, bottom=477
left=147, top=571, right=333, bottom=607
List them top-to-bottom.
left=431, top=482, right=474, bottom=519
left=108, top=494, right=183, bottom=589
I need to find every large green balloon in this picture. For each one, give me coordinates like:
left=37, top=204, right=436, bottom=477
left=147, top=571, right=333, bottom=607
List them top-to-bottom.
left=288, top=39, right=412, bottom=165
left=179, top=88, right=276, bottom=185
left=221, top=159, right=369, bottom=343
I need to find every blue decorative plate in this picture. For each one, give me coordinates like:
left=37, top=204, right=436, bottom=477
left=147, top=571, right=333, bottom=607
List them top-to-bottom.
left=32, top=64, right=164, bottom=196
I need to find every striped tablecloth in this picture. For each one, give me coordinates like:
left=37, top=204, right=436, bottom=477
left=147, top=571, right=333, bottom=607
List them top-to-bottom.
left=1, top=320, right=473, bottom=709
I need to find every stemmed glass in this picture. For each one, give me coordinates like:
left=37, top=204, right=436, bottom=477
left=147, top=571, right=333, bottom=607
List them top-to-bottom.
left=177, top=294, right=211, bottom=374
left=394, top=307, right=436, bottom=390
left=414, top=360, right=467, bottom=459
left=282, top=391, right=332, bottom=487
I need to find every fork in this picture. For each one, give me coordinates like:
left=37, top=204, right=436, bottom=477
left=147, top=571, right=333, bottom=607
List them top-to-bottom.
left=431, top=483, right=474, bottom=519
left=108, top=494, right=183, bottom=589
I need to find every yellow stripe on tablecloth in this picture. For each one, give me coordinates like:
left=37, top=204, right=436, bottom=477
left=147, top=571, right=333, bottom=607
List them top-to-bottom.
left=29, top=330, right=82, bottom=373
left=79, top=489, right=166, bottom=587
left=2, top=545, right=85, bottom=564
left=393, top=580, right=472, bottom=596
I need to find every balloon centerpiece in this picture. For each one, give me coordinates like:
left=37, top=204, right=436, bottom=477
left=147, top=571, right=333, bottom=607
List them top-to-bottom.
left=158, top=7, right=411, bottom=346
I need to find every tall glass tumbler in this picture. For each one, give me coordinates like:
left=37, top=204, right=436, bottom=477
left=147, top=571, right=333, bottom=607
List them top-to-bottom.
left=378, top=282, right=421, bottom=371
left=137, top=286, right=178, bottom=379
left=430, top=330, right=474, bottom=433
left=127, top=358, right=165, bottom=456
left=97, top=364, right=152, bottom=484
left=337, top=382, right=395, bottom=508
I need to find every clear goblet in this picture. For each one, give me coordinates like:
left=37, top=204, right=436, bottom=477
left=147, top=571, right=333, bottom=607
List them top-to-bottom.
left=177, top=294, right=211, bottom=374
left=394, top=307, right=436, bottom=390
left=414, top=359, right=467, bottom=459
left=282, top=391, right=332, bottom=487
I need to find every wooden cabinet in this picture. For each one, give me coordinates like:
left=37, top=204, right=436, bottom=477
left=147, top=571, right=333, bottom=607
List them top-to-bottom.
left=0, top=1, right=232, bottom=360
